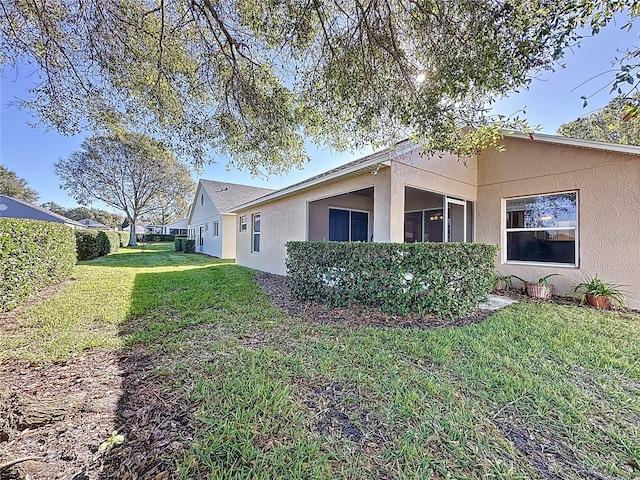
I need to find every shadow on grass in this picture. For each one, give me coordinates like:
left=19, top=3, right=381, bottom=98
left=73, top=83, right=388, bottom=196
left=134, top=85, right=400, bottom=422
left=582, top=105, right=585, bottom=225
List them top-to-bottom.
left=97, top=261, right=266, bottom=478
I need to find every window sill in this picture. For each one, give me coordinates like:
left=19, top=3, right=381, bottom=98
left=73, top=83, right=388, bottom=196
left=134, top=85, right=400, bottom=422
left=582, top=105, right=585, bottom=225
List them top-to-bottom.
left=504, top=260, right=578, bottom=269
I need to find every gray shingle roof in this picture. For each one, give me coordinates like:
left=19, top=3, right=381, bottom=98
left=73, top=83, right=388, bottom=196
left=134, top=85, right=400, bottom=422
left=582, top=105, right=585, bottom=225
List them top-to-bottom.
left=200, top=180, right=276, bottom=213
left=0, top=195, right=84, bottom=226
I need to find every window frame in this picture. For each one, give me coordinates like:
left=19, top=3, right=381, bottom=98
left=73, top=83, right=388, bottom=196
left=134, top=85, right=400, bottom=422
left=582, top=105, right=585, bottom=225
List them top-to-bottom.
left=503, top=190, right=579, bottom=267
left=328, top=207, right=370, bottom=242
left=251, top=213, right=261, bottom=253
left=239, top=215, right=248, bottom=232
left=213, top=220, right=219, bottom=237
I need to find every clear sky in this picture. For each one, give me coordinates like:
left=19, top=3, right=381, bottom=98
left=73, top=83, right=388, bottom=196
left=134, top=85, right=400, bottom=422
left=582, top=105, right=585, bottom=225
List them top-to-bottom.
left=1, top=16, right=638, bottom=211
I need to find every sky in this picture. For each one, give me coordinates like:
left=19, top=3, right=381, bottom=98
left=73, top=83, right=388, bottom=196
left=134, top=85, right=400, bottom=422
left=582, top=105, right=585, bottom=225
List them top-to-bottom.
left=1, top=16, right=638, bottom=212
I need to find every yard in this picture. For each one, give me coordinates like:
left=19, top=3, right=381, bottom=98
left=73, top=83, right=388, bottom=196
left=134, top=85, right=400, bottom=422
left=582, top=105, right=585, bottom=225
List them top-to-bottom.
left=0, top=243, right=638, bottom=479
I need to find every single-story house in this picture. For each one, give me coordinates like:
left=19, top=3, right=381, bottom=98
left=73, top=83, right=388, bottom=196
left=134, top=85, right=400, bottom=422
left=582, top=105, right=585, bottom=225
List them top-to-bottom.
left=229, top=133, right=640, bottom=309
left=187, top=180, right=275, bottom=258
left=0, top=195, right=84, bottom=228
left=77, top=218, right=111, bottom=230
left=146, top=218, right=188, bottom=236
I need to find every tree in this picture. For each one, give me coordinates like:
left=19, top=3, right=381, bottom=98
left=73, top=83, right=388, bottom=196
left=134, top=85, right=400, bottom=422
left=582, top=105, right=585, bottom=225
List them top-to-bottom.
left=1, top=1, right=637, bottom=172
left=558, top=94, right=640, bottom=145
left=55, top=131, right=195, bottom=246
left=0, top=165, right=39, bottom=202
left=41, top=202, right=125, bottom=229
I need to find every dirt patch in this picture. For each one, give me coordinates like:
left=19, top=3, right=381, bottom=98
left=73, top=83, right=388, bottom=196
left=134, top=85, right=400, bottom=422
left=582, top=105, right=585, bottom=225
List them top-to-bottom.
left=255, top=272, right=495, bottom=329
left=0, top=346, right=195, bottom=480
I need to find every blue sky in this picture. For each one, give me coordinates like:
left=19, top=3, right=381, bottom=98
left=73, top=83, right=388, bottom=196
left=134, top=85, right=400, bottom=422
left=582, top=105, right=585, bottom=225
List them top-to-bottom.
left=1, top=17, right=638, bottom=210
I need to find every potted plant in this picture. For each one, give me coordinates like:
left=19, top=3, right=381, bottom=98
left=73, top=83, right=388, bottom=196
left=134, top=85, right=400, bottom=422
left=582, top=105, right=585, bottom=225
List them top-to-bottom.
left=493, top=272, right=513, bottom=291
left=513, top=274, right=560, bottom=300
left=569, top=274, right=627, bottom=308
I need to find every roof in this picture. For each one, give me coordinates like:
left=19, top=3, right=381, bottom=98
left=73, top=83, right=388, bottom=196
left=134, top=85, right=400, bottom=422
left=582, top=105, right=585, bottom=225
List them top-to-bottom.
left=504, top=131, right=640, bottom=156
left=229, top=139, right=417, bottom=212
left=200, top=180, right=276, bottom=214
left=0, top=195, right=84, bottom=227
left=77, top=218, right=110, bottom=229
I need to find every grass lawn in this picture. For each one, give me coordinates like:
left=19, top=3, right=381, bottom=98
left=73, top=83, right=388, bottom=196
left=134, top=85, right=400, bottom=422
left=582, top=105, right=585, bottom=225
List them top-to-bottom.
left=1, top=243, right=638, bottom=479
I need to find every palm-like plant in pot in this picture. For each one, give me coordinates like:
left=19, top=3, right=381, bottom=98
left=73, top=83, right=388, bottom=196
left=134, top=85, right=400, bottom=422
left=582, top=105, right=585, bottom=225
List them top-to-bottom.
left=512, top=274, right=560, bottom=300
left=569, top=274, right=627, bottom=308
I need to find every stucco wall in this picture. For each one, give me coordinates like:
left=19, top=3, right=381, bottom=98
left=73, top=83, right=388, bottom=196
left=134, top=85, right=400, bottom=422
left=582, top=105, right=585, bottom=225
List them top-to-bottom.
left=476, top=137, right=640, bottom=308
left=235, top=168, right=392, bottom=275
left=188, top=184, right=227, bottom=258
left=308, top=192, right=375, bottom=241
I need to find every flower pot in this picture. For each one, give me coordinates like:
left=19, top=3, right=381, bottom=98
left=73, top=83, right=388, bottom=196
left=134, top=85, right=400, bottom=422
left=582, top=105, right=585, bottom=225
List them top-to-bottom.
left=494, top=279, right=508, bottom=291
left=526, top=282, right=553, bottom=299
left=586, top=294, right=608, bottom=309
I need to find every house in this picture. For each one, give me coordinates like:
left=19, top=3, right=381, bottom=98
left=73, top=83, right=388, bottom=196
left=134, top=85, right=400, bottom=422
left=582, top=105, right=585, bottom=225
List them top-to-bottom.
left=230, top=133, right=640, bottom=308
left=187, top=180, right=275, bottom=258
left=0, top=195, right=84, bottom=228
left=77, top=218, right=111, bottom=230
left=145, top=218, right=188, bottom=236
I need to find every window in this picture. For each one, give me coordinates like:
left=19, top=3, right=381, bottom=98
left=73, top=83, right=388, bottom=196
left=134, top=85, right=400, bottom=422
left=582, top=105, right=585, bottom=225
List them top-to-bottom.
left=505, top=191, right=578, bottom=266
left=201, top=194, right=204, bottom=206
left=329, top=208, right=369, bottom=242
left=252, top=214, right=261, bottom=253
left=239, top=215, right=248, bottom=232
left=213, top=221, right=219, bottom=237
left=205, top=222, right=209, bottom=232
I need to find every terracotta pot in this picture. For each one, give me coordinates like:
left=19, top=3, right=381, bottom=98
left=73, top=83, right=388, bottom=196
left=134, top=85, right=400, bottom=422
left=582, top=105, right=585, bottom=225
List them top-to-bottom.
left=494, top=280, right=508, bottom=291
left=526, top=282, right=553, bottom=299
left=586, top=294, right=608, bottom=309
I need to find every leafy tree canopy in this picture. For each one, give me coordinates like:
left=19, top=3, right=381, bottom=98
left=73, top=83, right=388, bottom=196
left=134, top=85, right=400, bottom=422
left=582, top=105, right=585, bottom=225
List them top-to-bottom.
left=1, top=1, right=638, bottom=173
left=558, top=93, right=640, bottom=145
left=55, top=130, right=195, bottom=245
left=0, top=165, right=39, bottom=203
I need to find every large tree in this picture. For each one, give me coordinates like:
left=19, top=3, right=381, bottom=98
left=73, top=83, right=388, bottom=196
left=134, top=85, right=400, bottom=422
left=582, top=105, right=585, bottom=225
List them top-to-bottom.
left=1, top=1, right=637, bottom=173
left=558, top=93, right=640, bottom=145
left=55, top=131, right=195, bottom=245
left=0, top=165, right=39, bottom=202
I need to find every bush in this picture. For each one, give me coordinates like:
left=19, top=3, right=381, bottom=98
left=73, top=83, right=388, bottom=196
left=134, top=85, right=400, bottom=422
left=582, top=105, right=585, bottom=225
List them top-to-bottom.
left=0, top=218, right=76, bottom=312
left=75, top=230, right=120, bottom=260
left=118, top=231, right=131, bottom=248
left=143, top=234, right=175, bottom=242
left=174, top=236, right=187, bottom=252
left=183, top=239, right=196, bottom=254
left=286, top=242, right=498, bottom=318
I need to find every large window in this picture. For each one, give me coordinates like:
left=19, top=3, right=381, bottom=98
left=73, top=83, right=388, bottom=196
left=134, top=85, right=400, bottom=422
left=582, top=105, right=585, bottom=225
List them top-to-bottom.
left=505, top=191, right=578, bottom=266
left=329, top=208, right=369, bottom=242
left=252, top=214, right=261, bottom=253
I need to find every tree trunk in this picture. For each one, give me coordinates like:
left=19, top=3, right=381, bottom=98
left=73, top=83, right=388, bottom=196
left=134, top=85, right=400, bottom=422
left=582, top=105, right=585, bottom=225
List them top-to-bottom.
left=129, top=215, right=138, bottom=246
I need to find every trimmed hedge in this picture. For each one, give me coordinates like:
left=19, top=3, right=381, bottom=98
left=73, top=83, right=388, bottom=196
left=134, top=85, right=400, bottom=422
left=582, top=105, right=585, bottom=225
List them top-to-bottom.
left=0, top=218, right=76, bottom=312
left=75, top=230, right=120, bottom=261
left=118, top=231, right=131, bottom=248
left=143, top=234, right=175, bottom=242
left=174, top=236, right=187, bottom=252
left=183, top=239, right=196, bottom=254
left=286, top=241, right=498, bottom=318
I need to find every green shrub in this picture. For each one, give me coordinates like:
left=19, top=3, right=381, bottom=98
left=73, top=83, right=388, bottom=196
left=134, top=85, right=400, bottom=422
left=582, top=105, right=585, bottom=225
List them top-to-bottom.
left=0, top=218, right=76, bottom=312
left=75, top=230, right=101, bottom=260
left=96, top=231, right=120, bottom=256
left=118, top=231, right=131, bottom=248
left=143, top=234, right=175, bottom=242
left=174, top=236, right=187, bottom=252
left=183, top=239, right=196, bottom=254
left=286, top=242, right=498, bottom=318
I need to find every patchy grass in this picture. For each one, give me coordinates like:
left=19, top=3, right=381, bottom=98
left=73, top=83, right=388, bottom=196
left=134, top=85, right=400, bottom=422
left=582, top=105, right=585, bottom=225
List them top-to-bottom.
left=0, top=243, right=638, bottom=479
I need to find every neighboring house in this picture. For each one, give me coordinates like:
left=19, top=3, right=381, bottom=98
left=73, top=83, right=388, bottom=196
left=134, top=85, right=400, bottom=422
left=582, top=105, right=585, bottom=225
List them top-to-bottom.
left=230, top=133, right=640, bottom=308
left=188, top=180, right=275, bottom=258
left=0, top=195, right=84, bottom=228
left=77, top=218, right=111, bottom=230
left=145, top=218, right=188, bottom=235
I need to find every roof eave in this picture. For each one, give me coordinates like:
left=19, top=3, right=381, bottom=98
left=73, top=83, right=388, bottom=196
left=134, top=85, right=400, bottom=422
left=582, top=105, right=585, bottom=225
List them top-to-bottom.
left=503, top=131, right=640, bottom=156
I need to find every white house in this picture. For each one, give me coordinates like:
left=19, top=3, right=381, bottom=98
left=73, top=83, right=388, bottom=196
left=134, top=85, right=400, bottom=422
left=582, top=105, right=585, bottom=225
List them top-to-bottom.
left=187, top=180, right=274, bottom=258
left=146, top=218, right=188, bottom=235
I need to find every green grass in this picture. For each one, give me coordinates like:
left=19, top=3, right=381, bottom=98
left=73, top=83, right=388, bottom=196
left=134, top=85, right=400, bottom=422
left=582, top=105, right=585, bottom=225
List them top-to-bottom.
left=1, top=243, right=638, bottom=479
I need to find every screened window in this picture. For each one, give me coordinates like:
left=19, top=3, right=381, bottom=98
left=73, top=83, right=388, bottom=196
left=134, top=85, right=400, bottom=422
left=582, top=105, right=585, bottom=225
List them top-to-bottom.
left=505, top=191, right=578, bottom=265
left=329, top=208, right=369, bottom=242
left=252, top=214, right=261, bottom=253
left=239, top=215, right=248, bottom=232
left=213, top=221, right=219, bottom=237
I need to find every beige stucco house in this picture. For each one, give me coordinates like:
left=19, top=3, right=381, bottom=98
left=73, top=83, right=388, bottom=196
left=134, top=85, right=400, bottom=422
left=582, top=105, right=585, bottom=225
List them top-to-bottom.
left=230, top=133, right=640, bottom=308
left=187, top=180, right=274, bottom=258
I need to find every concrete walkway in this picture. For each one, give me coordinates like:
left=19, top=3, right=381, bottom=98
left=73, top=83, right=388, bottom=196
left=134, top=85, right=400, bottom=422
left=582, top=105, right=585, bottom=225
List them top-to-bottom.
left=479, top=294, right=518, bottom=311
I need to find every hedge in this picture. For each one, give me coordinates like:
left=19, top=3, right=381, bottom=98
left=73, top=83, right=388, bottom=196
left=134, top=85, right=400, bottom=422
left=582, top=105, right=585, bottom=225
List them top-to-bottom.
left=0, top=218, right=76, bottom=312
left=75, top=230, right=120, bottom=260
left=118, top=231, right=131, bottom=247
left=143, top=234, right=175, bottom=242
left=174, top=236, right=187, bottom=252
left=183, top=239, right=196, bottom=254
left=286, top=241, right=498, bottom=318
